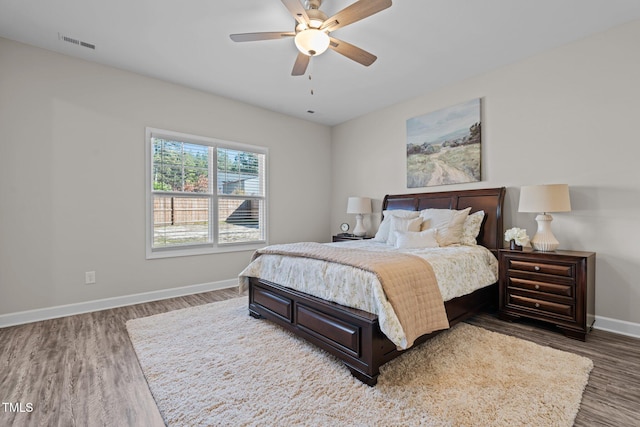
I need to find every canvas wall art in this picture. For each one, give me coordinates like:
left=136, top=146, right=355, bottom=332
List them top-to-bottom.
left=406, top=98, right=481, bottom=188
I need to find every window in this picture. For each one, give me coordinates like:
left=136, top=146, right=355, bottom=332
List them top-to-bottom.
left=146, top=128, right=267, bottom=258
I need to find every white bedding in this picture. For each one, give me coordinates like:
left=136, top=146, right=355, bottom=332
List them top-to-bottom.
left=239, top=240, right=498, bottom=349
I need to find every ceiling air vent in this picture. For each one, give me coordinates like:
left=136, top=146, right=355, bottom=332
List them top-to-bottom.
left=58, top=33, right=95, bottom=50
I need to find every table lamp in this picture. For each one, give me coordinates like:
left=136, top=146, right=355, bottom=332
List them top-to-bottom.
left=518, top=184, right=571, bottom=251
left=347, top=197, right=372, bottom=237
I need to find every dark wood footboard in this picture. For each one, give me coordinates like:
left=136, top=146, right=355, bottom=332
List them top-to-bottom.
left=249, top=277, right=498, bottom=385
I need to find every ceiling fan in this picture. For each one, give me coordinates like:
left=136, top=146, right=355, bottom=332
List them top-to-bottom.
left=230, top=0, right=392, bottom=76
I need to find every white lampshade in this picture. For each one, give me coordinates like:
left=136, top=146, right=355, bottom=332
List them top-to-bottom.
left=294, top=29, right=330, bottom=56
left=518, top=184, right=571, bottom=252
left=518, top=184, right=571, bottom=213
left=346, top=197, right=371, bottom=237
left=346, top=197, right=372, bottom=214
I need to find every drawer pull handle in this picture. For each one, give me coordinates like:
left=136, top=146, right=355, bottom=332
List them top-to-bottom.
left=534, top=266, right=541, bottom=271
left=535, top=284, right=540, bottom=290
left=535, top=303, right=540, bottom=308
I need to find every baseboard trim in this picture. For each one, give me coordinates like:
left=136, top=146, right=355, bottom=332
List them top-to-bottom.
left=0, top=279, right=239, bottom=329
left=4, top=286, right=640, bottom=339
left=593, top=315, right=640, bottom=339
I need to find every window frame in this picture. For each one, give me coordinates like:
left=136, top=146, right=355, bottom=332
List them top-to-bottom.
left=145, top=127, right=268, bottom=259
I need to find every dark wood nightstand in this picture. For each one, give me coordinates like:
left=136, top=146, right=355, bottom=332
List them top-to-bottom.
left=332, top=235, right=373, bottom=242
left=498, top=249, right=595, bottom=341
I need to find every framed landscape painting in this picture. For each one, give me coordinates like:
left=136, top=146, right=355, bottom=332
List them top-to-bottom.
left=406, top=98, right=481, bottom=188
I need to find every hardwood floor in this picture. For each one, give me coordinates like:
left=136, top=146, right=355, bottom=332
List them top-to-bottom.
left=0, top=288, right=240, bottom=427
left=1, top=288, right=638, bottom=426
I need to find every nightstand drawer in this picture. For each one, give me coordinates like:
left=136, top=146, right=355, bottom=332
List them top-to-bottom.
left=508, top=259, right=573, bottom=277
left=507, top=277, right=574, bottom=298
left=508, top=294, right=574, bottom=318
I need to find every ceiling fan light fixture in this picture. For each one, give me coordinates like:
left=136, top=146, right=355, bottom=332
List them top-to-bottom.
left=309, top=18, right=324, bottom=29
left=294, top=29, right=330, bottom=56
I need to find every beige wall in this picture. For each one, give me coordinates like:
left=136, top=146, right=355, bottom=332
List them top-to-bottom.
left=2, top=18, right=640, bottom=331
left=331, top=20, right=640, bottom=326
left=0, top=38, right=332, bottom=315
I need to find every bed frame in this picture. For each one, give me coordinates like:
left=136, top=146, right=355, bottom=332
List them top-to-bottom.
left=248, top=187, right=505, bottom=385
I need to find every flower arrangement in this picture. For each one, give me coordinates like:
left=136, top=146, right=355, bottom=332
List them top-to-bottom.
left=504, top=227, right=530, bottom=247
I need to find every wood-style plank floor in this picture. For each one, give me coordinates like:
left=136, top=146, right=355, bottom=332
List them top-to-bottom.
left=1, top=288, right=638, bottom=426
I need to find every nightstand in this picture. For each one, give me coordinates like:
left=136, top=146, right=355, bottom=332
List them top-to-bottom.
left=332, top=235, right=373, bottom=242
left=498, top=249, right=595, bottom=341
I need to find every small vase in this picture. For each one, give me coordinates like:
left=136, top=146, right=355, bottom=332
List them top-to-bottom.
left=510, top=239, right=523, bottom=251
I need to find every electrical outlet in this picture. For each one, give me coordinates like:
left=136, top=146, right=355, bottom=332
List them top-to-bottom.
left=85, top=271, right=96, bottom=285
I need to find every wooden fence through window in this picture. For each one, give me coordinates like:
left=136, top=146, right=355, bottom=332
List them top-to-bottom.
left=153, top=197, right=258, bottom=226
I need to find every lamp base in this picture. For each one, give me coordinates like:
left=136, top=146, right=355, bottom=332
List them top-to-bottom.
left=531, top=213, right=560, bottom=251
left=353, top=214, right=366, bottom=237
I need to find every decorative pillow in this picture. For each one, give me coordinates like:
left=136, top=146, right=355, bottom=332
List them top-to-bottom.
left=420, top=207, right=471, bottom=246
left=420, top=208, right=453, bottom=231
left=373, top=210, right=420, bottom=243
left=460, top=210, right=485, bottom=246
left=387, top=216, right=422, bottom=246
left=394, top=229, right=439, bottom=249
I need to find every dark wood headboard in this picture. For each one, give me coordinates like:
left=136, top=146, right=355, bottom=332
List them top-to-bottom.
left=382, top=187, right=506, bottom=255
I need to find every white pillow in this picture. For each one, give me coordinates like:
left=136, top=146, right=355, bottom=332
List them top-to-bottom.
left=420, top=207, right=471, bottom=246
left=373, top=210, right=420, bottom=243
left=460, top=210, right=485, bottom=246
left=387, top=216, right=422, bottom=246
left=394, top=229, right=439, bottom=249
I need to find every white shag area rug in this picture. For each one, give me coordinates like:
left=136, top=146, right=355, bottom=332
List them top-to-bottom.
left=126, top=297, right=593, bottom=427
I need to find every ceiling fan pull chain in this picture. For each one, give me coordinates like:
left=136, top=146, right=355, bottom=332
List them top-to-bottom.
left=307, top=72, right=316, bottom=113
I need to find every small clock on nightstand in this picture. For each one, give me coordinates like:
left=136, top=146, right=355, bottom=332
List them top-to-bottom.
left=333, top=223, right=373, bottom=242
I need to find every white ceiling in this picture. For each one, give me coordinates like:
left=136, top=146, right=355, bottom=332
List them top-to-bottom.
left=2, top=0, right=640, bottom=126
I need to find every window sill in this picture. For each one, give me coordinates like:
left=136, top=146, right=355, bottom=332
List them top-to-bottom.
left=146, top=242, right=267, bottom=259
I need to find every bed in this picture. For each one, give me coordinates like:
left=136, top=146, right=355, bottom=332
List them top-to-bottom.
left=240, top=187, right=505, bottom=385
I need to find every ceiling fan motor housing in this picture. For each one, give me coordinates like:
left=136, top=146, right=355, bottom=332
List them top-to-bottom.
left=306, top=0, right=322, bottom=10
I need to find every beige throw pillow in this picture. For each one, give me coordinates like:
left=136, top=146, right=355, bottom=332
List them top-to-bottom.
left=420, top=207, right=471, bottom=246
left=373, top=210, right=420, bottom=243
left=387, top=216, right=422, bottom=246
left=394, top=229, right=439, bottom=249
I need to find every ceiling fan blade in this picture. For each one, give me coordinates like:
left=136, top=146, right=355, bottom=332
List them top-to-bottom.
left=281, top=0, right=310, bottom=27
left=321, top=0, right=392, bottom=32
left=230, top=32, right=295, bottom=42
left=328, top=37, right=377, bottom=66
left=291, top=52, right=310, bottom=76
